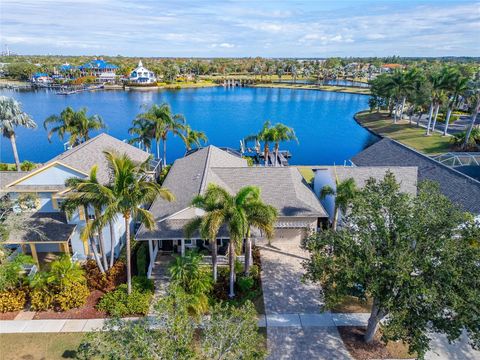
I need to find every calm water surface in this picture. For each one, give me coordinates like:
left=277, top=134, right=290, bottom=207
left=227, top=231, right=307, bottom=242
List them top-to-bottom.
left=0, top=86, right=376, bottom=165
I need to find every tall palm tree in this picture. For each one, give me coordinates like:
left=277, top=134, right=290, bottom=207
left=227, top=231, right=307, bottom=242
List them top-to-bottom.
left=384, top=69, right=417, bottom=123
left=425, top=70, right=445, bottom=135
left=443, top=73, right=469, bottom=136
left=463, top=80, right=480, bottom=149
left=0, top=96, right=37, bottom=171
left=135, top=103, right=185, bottom=165
left=44, top=107, right=105, bottom=147
left=128, top=118, right=153, bottom=153
left=245, top=121, right=276, bottom=166
left=271, top=123, right=298, bottom=166
left=180, top=125, right=208, bottom=152
left=97, top=151, right=174, bottom=294
left=64, top=165, right=120, bottom=271
left=319, top=177, right=357, bottom=231
left=185, top=184, right=275, bottom=297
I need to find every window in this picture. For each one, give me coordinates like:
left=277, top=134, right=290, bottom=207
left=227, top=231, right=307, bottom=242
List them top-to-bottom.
left=184, top=239, right=193, bottom=246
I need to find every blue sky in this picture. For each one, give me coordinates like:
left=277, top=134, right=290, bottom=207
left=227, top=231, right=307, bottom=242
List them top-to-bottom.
left=1, top=0, right=479, bottom=57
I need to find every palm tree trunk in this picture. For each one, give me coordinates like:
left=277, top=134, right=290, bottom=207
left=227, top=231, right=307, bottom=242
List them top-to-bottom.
left=399, top=96, right=406, bottom=120
left=393, top=101, right=398, bottom=123
left=464, top=102, right=479, bottom=150
left=426, top=103, right=434, bottom=135
left=431, top=104, right=440, bottom=133
left=443, top=108, right=453, bottom=136
left=416, top=111, right=423, bottom=127
left=9, top=133, right=21, bottom=171
left=163, top=137, right=167, bottom=166
left=156, top=140, right=160, bottom=160
left=274, top=142, right=279, bottom=167
left=264, top=143, right=269, bottom=167
left=332, top=206, right=339, bottom=231
left=95, top=209, right=108, bottom=270
left=124, top=213, right=132, bottom=295
left=109, top=221, right=115, bottom=268
left=244, top=229, right=252, bottom=275
left=90, top=236, right=105, bottom=273
left=212, top=238, right=218, bottom=282
left=229, top=241, right=235, bottom=298
left=364, top=300, right=386, bottom=343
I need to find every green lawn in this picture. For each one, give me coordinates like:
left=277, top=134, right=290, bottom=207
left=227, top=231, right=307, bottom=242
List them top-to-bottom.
left=252, top=83, right=371, bottom=95
left=356, top=111, right=453, bottom=155
left=297, top=166, right=315, bottom=185
left=0, top=333, right=83, bottom=360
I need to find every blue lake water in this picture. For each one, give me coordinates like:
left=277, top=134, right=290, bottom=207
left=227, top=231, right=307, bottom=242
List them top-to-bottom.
left=0, top=86, right=376, bottom=165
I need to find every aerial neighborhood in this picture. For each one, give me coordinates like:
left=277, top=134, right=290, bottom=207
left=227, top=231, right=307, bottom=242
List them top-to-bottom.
left=0, top=1, right=479, bottom=360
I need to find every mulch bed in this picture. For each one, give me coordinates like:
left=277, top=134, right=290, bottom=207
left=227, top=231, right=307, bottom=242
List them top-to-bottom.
left=33, top=290, right=107, bottom=319
left=0, top=311, right=20, bottom=320
left=338, top=326, right=415, bottom=360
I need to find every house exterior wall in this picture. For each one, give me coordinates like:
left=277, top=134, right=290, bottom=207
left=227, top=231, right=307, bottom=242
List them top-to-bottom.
left=18, top=164, right=84, bottom=186
left=313, top=169, right=336, bottom=221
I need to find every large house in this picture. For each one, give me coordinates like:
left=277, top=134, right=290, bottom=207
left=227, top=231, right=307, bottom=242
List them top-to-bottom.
left=78, top=58, right=118, bottom=83
left=128, top=60, right=157, bottom=84
left=0, top=133, right=159, bottom=268
left=135, top=145, right=328, bottom=277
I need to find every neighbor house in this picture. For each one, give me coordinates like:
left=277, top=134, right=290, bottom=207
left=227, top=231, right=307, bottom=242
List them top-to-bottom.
left=78, top=58, right=118, bottom=83
left=128, top=60, right=157, bottom=84
left=0, top=133, right=160, bottom=268
left=351, top=138, right=480, bottom=216
left=135, top=145, right=328, bottom=278
left=313, top=166, right=418, bottom=224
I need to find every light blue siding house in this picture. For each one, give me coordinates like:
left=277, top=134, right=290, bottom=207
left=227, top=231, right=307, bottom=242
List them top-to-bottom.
left=0, top=133, right=159, bottom=268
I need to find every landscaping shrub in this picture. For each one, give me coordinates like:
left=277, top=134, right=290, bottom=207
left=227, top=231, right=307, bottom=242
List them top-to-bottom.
left=20, top=161, right=36, bottom=171
left=0, top=163, right=9, bottom=171
left=136, top=243, right=148, bottom=277
left=84, top=260, right=126, bottom=292
left=249, top=264, right=260, bottom=278
left=132, top=275, right=154, bottom=293
left=237, top=276, right=254, bottom=292
left=56, top=282, right=90, bottom=311
left=97, top=283, right=152, bottom=317
left=30, top=287, right=55, bottom=311
left=0, top=288, right=27, bottom=312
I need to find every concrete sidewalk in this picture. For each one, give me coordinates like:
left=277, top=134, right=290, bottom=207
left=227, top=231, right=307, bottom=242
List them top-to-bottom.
left=0, top=312, right=369, bottom=333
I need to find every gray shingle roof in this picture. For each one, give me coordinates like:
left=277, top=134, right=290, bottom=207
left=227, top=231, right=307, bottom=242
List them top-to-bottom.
left=48, top=133, right=151, bottom=184
left=352, top=138, right=480, bottom=214
left=136, top=145, right=327, bottom=240
left=314, top=166, right=418, bottom=195
left=0, top=171, right=30, bottom=191
left=3, top=212, right=76, bottom=243
left=137, top=218, right=230, bottom=240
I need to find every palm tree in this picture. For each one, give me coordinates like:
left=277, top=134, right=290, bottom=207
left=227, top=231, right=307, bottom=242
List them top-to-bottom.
left=384, top=69, right=417, bottom=123
left=425, top=70, right=445, bottom=135
left=443, top=73, right=469, bottom=136
left=463, top=80, right=480, bottom=149
left=0, top=96, right=37, bottom=171
left=135, top=103, right=185, bottom=165
left=44, top=107, right=105, bottom=147
left=128, top=118, right=153, bottom=153
left=245, top=121, right=276, bottom=166
left=271, top=123, right=298, bottom=166
left=180, top=125, right=208, bottom=152
left=98, top=151, right=174, bottom=294
left=64, top=165, right=118, bottom=271
left=319, top=177, right=357, bottom=231
left=186, top=184, right=275, bottom=298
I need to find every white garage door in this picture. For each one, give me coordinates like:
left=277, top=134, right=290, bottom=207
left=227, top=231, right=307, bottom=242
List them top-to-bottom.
left=274, top=228, right=305, bottom=245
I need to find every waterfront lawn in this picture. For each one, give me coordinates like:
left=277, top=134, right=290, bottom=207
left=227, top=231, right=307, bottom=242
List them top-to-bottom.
left=159, top=80, right=217, bottom=89
left=253, top=82, right=371, bottom=95
left=356, top=111, right=452, bottom=155
left=297, top=166, right=315, bottom=185
left=0, top=333, right=83, bottom=360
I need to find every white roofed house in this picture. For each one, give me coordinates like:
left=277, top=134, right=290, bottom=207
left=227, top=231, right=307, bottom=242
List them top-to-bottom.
left=129, top=60, right=157, bottom=84
left=0, top=133, right=160, bottom=268
left=136, top=146, right=328, bottom=278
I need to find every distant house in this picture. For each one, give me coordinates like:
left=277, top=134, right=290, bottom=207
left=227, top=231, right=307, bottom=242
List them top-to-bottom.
left=79, top=58, right=118, bottom=83
left=129, top=60, right=156, bottom=84
left=380, top=64, right=404, bottom=73
left=31, top=72, right=52, bottom=84
left=0, top=133, right=160, bottom=268
left=351, top=138, right=480, bottom=216
left=136, top=145, right=327, bottom=277
left=313, top=166, right=418, bottom=223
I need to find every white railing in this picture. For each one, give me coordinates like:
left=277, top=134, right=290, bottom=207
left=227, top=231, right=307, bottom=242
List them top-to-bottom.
left=201, top=255, right=245, bottom=265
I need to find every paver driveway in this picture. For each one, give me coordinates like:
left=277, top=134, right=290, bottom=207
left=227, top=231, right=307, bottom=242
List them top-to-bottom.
left=258, top=238, right=353, bottom=359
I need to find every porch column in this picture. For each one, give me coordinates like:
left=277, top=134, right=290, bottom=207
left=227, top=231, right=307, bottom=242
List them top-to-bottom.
left=181, top=239, right=185, bottom=257
left=148, top=240, right=154, bottom=262
left=62, top=242, right=70, bottom=255
left=29, top=243, right=39, bottom=268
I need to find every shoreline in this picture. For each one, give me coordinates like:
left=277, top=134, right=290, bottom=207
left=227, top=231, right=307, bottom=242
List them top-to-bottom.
left=251, top=83, right=370, bottom=95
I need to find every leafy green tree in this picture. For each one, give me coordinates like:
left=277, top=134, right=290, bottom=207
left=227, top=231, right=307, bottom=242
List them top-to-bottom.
left=5, top=62, right=36, bottom=80
left=0, top=96, right=37, bottom=171
left=44, top=106, right=105, bottom=147
left=97, top=151, right=174, bottom=294
left=303, top=173, right=480, bottom=358
left=319, top=177, right=357, bottom=231
left=0, top=253, right=33, bottom=292
left=201, top=301, right=266, bottom=360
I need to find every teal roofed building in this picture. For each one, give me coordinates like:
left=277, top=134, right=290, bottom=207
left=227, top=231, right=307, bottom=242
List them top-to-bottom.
left=79, top=58, right=118, bottom=83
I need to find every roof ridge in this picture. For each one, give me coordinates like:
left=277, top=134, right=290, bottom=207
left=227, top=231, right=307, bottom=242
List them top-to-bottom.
left=56, top=133, right=108, bottom=161
left=199, top=146, right=213, bottom=193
